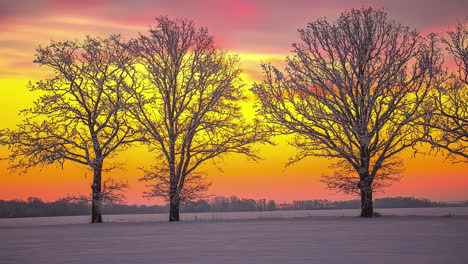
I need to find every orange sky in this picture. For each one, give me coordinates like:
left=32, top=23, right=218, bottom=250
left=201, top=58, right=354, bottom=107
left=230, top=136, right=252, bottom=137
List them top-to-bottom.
left=1, top=0, right=467, bottom=204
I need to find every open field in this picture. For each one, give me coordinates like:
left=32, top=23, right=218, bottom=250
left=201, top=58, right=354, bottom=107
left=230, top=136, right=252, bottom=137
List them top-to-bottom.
left=1, top=206, right=468, bottom=227
left=1, top=208, right=468, bottom=264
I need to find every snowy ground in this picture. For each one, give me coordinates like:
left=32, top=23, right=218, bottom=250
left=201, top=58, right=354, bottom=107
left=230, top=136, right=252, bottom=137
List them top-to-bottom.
left=1, top=206, right=467, bottom=227
left=1, top=208, right=468, bottom=264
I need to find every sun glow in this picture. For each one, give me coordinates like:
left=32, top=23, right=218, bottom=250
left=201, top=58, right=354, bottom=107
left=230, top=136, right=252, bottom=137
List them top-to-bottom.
left=0, top=1, right=467, bottom=205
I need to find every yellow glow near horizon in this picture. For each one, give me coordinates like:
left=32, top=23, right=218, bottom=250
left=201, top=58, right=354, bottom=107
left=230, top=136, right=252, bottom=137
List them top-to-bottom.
left=0, top=1, right=467, bottom=204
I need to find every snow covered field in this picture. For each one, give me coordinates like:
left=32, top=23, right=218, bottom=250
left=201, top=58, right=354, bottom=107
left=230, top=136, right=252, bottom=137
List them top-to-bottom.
left=1, top=206, right=468, bottom=227
left=1, top=208, right=468, bottom=263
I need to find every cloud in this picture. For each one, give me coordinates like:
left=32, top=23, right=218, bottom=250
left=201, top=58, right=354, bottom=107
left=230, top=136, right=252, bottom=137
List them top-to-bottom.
left=0, top=0, right=467, bottom=77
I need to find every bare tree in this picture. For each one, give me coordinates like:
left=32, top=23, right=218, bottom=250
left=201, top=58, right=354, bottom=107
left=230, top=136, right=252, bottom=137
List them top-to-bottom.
left=252, top=8, right=440, bottom=217
left=125, top=17, right=266, bottom=221
left=420, top=19, right=467, bottom=161
left=446, top=19, right=468, bottom=85
left=1, top=35, right=143, bottom=223
left=321, top=159, right=402, bottom=195
left=141, top=168, right=212, bottom=204
left=66, top=177, right=129, bottom=206
left=101, top=178, right=130, bottom=205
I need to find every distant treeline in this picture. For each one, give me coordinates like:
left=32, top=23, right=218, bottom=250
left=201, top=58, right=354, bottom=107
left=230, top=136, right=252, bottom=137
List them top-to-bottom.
left=1, top=196, right=467, bottom=218
left=290, top=197, right=468, bottom=210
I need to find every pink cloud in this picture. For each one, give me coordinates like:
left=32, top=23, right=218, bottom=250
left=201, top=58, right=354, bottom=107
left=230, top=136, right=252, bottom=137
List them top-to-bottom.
left=218, top=0, right=261, bottom=23
left=1, top=1, right=467, bottom=57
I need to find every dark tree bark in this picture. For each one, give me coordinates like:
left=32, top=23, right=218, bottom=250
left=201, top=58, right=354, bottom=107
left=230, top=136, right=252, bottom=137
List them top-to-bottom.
left=91, top=163, right=103, bottom=223
left=168, top=181, right=180, bottom=222
left=359, top=181, right=374, bottom=218
left=169, top=200, right=180, bottom=222
left=91, top=201, right=103, bottom=223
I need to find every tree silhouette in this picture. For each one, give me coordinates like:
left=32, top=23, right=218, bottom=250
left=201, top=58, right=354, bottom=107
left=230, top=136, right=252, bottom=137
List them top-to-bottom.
left=252, top=8, right=440, bottom=217
left=125, top=17, right=267, bottom=221
left=421, top=19, right=467, bottom=161
left=2, top=35, right=143, bottom=223
left=141, top=169, right=212, bottom=205
left=101, top=178, right=130, bottom=205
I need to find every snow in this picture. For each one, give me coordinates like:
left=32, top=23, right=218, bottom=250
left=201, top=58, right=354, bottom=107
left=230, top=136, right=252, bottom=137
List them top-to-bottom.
left=1, top=206, right=467, bottom=227
left=1, top=208, right=468, bottom=264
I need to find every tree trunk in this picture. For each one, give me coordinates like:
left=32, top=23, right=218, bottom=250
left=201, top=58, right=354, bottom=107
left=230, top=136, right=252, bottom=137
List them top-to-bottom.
left=91, top=163, right=103, bottom=223
left=168, top=174, right=180, bottom=221
left=359, top=182, right=373, bottom=218
left=91, top=200, right=103, bottom=223
left=169, top=201, right=180, bottom=222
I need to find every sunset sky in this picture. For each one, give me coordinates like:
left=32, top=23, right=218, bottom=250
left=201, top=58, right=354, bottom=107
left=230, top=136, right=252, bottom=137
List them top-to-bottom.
left=1, top=0, right=467, bottom=205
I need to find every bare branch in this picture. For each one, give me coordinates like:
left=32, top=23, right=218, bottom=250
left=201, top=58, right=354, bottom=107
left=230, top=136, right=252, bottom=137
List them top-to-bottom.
left=419, top=19, right=468, bottom=161
left=141, top=167, right=212, bottom=204
left=101, top=178, right=129, bottom=205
